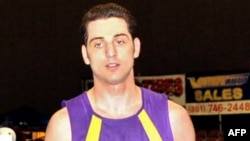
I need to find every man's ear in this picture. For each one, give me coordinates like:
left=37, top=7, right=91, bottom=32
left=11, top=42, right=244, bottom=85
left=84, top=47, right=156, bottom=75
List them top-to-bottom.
left=133, top=37, right=141, bottom=58
left=81, top=44, right=90, bottom=65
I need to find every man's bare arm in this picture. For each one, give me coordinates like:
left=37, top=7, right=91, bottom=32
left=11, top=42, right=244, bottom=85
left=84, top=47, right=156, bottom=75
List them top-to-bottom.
left=168, top=100, right=195, bottom=141
left=45, top=107, right=71, bottom=141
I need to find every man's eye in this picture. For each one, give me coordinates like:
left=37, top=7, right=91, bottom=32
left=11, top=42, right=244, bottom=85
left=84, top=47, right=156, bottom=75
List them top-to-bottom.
left=116, top=40, right=125, bottom=45
left=94, top=42, right=103, bottom=48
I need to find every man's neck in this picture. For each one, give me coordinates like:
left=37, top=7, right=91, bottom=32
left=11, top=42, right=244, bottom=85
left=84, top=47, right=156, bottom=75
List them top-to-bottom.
left=87, top=83, right=142, bottom=119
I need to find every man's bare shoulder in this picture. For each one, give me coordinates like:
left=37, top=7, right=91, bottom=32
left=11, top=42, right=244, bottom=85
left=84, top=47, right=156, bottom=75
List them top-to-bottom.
left=168, top=100, right=195, bottom=141
left=168, top=100, right=188, bottom=117
left=45, top=107, right=71, bottom=141
left=48, top=107, right=70, bottom=126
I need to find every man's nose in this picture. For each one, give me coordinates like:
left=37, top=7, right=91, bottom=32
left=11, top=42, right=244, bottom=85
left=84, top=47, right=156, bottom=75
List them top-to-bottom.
left=105, top=43, right=117, bottom=58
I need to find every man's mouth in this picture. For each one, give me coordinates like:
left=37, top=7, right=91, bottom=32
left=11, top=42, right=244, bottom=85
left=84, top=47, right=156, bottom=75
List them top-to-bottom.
left=106, top=63, right=120, bottom=71
left=106, top=63, right=119, bottom=67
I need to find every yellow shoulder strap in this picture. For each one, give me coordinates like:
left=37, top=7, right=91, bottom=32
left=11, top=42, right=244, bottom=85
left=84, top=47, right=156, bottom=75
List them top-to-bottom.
left=138, top=109, right=163, bottom=141
left=86, top=110, right=163, bottom=141
left=86, top=115, right=102, bottom=141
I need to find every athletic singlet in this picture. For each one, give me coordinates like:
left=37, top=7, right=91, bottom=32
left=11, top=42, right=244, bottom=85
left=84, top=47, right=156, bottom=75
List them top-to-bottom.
left=62, top=88, right=174, bottom=141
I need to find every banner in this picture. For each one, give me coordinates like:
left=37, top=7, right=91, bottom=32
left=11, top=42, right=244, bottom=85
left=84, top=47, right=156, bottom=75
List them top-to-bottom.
left=185, top=71, right=250, bottom=115
left=136, top=74, right=186, bottom=106
left=81, top=75, right=185, bottom=105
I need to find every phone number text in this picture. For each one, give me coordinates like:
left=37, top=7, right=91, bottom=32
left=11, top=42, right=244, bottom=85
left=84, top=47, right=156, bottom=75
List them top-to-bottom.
left=186, top=100, right=250, bottom=115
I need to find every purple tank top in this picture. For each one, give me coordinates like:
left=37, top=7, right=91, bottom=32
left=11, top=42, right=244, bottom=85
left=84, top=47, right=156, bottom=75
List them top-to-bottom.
left=62, top=88, right=174, bottom=141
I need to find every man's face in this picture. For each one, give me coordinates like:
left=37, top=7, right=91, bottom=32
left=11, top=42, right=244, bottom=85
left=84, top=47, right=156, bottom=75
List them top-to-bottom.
left=82, top=17, right=140, bottom=85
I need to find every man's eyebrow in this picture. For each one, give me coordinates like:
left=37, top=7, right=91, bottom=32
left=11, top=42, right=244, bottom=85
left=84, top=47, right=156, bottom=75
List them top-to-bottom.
left=89, top=33, right=129, bottom=44
left=114, top=33, right=129, bottom=38
left=89, top=37, right=104, bottom=44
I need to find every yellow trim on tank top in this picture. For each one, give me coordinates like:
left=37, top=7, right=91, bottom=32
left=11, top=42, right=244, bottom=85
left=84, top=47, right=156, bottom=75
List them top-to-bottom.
left=85, top=109, right=162, bottom=141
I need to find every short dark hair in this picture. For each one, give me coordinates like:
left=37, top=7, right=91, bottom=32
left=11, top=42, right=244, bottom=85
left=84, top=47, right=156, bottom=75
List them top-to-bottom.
left=80, top=3, right=137, bottom=45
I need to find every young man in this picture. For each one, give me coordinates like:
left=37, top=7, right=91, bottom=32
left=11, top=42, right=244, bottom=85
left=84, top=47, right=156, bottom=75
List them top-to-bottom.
left=45, top=3, right=195, bottom=141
